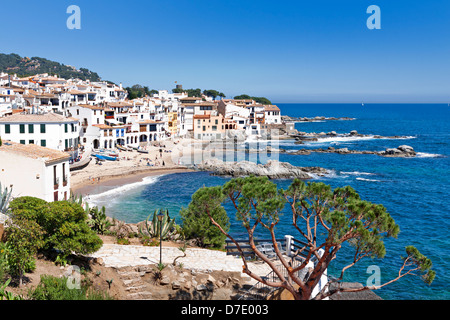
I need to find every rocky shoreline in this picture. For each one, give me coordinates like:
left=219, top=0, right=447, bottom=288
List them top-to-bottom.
left=290, top=130, right=413, bottom=143
left=283, top=144, right=417, bottom=158
left=195, top=159, right=330, bottom=179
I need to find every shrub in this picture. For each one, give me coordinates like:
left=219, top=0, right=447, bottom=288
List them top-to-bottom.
left=180, top=186, right=229, bottom=248
left=9, top=197, right=103, bottom=260
left=4, top=216, right=44, bottom=286
left=28, top=275, right=113, bottom=300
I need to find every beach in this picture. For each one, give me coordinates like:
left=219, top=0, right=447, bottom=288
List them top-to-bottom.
left=70, top=138, right=198, bottom=196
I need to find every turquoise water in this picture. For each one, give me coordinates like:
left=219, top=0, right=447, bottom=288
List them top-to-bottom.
left=88, top=104, right=449, bottom=300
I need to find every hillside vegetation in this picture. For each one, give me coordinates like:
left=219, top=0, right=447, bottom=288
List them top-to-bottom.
left=0, top=53, right=101, bottom=82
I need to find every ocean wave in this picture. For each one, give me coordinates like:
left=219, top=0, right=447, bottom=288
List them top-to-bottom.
left=415, top=152, right=445, bottom=158
left=341, top=171, right=376, bottom=176
left=85, top=175, right=162, bottom=207
left=356, top=177, right=381, bottom=182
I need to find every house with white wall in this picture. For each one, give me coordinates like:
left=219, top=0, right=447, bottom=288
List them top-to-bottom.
left=0, top=113, right=80, bottom=159
left=0, top=140, right=71, bottom=202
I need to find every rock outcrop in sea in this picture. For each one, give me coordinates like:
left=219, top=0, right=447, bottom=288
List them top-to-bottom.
left=290, top=130, right=413, bottom=143
left=283, top=145, right=417, bottom=158
left=196, top=158, right=329, bottom=179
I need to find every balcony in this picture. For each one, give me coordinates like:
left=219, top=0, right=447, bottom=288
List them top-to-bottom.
left=54, top=177, right=60, bottom=190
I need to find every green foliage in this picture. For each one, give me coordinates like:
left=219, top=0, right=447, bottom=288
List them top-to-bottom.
left=0, top=53, right=101, bottom=81
left=125, top=84, right=158, bottom=99
left=203, top=89, right=225, bottom=100
left=233, top=94, right=272, bottom=105
left=186, top=176, right=435, bottom=293
left=222, top=176, right=285, bottom=229
left=283, top=180, right=400, bottom=259
left=0, top=182, right=13, bottom=214
left=180, top=186, right=230, bottom=248
left=9, top=197, right=103, bottom=260
left=87, top=206, right=111, bottom=235
left=142, top=209, right=175, bottom=240
left=4, top=216, right=44, bottom=285
left=139, top=235, right=159, bottom=247
left=0, top=243, right=9, bottom=283
left=405, top=246, right=436, bottom=285
left=28, top=275, right=113, bottom=300
left=0, top=278, right=23, bottom=300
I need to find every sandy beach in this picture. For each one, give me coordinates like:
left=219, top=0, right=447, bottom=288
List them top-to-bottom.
left=70, top=138, right=198, bottom=196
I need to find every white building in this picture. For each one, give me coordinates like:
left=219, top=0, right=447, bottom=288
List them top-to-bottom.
left=264, top=105, right=281, bottom=124
left=0, top=113, right=80, bottom=158
left=0, top=140, right=71, bottom=202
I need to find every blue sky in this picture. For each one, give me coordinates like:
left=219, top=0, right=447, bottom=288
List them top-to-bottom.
left=1, top=0, right=449, bottom=103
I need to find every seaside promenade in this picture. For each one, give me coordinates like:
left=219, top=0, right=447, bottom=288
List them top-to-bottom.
left=88, top=243, right=271, bottom=282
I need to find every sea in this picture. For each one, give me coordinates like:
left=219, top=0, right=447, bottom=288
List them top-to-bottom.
left=87, top=103, right=449, bottom=300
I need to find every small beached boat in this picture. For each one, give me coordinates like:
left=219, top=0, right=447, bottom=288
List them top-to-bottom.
left=116, top=144, right=127, bottom=152
left=94, top=154, right=117, bottom=161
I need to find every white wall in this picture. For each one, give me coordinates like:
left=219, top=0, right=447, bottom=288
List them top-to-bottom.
left=0, top=152, right=70, bottom=202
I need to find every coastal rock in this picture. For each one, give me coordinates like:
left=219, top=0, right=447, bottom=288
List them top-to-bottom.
left=283, top=145, right=417, bottom=158
left=379, top=145, right=416, bottom=157
left=196, top=158, right=329, bottom=179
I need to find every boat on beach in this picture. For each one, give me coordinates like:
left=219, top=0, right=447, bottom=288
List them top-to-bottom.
left=137, top=148, right=149, bottom=154
left=93, top=154, right=117, bottom=161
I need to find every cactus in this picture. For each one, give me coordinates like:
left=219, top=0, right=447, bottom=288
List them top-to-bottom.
left=0, top=182, right=13, bottom=214
left=87, top=206, right=111, bottom=235
left=143, top=209, right=174, bottom=240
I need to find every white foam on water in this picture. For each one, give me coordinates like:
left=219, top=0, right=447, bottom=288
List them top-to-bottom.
left=415, top=152, right=445, bottom=158
left=341, top=171, right=376, bottom=176
left=85, top=175, right=162, bottom=207
left=356, top=177, right=381, bottom=182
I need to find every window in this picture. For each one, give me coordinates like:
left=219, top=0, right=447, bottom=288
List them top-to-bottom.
left=76, top=109, right=79, bottom=115
left=215, top=119, right=218, bottom=125
left=5, top=124, right=10, bottom=134
left=19, top=124, right=25, bottom=133
left=28, top=124, right=34, bottom=133
left=40, top=124, right=46, bottom=133
left=65, top=124, right=68, bottom=133
left=202, top=126, right=206, bottom=132
left=212, top=126, right=217, bottom=131
left=20, top=140, right=25, bottom=145
left=29, top=140, right=34, bottom=144
left=41, top=140, right=46, bottom=147
left=53, top=165, right=57, bottom=186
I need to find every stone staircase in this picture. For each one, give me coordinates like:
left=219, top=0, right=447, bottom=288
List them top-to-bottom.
left=115, top=266, right=153, bottom=300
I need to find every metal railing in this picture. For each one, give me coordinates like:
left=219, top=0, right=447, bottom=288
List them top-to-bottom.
left=229, top=236, right=324, bottom=300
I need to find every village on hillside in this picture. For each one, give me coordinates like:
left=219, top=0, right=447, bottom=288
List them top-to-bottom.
left=0, top=72, right=295, bottom=202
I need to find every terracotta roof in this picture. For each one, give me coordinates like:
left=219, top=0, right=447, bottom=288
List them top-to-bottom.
left=67, top=89, right=86, bottom=95
left=180, top=97, right=201, bottom=101
left=107, top=102, right=133, bottom=107
left=182, top=102, right=217, bottom=107
left=77, top=104, right=104, bottom=110
left=264, top=105, right=280, bottom=111
left=0, top=113, right=78, bottom=123
left=193, top=114, right=210, bottom=119
left=92, top=124, right=113, bottom=129
left=0, top=140, right=70, bottom=164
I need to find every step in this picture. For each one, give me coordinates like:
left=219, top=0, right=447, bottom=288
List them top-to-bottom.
left=123, top=278, right=145, bottom=286
left=125, top=284, right=148, bottom=292
left=127, top=291, right=153, bottom=300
